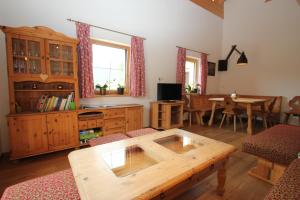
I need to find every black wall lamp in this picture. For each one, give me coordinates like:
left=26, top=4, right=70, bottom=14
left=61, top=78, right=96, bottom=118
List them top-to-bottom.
left=218, top=45, right=248, bottom=71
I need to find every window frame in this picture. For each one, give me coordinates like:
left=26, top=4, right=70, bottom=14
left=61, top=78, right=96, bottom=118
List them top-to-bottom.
left=91, top=39, right=130, bottom=96
left=185, top=56, right=199, bottom=88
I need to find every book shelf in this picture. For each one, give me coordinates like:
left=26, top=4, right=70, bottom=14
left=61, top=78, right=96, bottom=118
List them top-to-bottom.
left=14, top=81, right=76, bottom=113
left=78, top=111, right=104, bottom=146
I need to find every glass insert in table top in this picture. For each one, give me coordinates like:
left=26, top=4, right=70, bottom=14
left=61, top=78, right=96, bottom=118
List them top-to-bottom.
left=154, top=135, right=198, bottom=154
left=102, top=145, right=158, bottom=177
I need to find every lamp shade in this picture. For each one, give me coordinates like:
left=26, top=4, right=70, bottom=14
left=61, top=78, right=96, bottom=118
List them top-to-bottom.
left=237, top=52, right=248, bottom=65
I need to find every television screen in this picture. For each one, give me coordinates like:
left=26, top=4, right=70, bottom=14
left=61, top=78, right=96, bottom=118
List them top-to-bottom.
left=157, top=83, right=182, bottom=101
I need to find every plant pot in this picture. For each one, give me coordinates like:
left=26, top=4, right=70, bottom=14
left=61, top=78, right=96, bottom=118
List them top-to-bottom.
left=117, top=87, right=124, bottom=95
left=100, top=88, right=106, bottom=95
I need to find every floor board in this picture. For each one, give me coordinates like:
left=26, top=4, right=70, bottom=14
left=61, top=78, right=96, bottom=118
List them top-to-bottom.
left=0, top=126, right=272, bottom=199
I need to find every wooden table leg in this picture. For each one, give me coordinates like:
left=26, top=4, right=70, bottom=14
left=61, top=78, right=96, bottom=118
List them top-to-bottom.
left=208, top=101, right=216, bottom=126
left=261, top=103, right=267, bottom=129
left=246, top=104, right=253, bottom=136
left=199, top=111, right=205, bottom=126
left=189, top=112, right=192, bottom=127
left=195, top=112, right=201, bottom=125
left=217, top=160, right=227, bottom=196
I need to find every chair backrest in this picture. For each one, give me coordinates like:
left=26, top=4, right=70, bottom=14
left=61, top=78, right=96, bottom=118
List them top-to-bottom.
left=190, top=94, right=211, bottom=109
left=223, top=96, right=236, bottom=113
left=289, top=96, right=300, bottom=112
left=267, top=97, right=277, bottom=113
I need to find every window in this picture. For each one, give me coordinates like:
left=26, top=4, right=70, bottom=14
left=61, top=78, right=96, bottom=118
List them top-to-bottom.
left=92, top=40, right=130, bottom=94
left=185, top=57, right=199, bottom=89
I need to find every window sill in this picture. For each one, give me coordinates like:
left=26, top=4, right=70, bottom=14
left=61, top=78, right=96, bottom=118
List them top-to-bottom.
left=94, top=94, right=129, bottom=97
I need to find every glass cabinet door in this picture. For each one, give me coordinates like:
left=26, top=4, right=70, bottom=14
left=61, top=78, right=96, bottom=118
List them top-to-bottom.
left=11, top=36, right=44, bottom=76
left=46, top=41, right=74, bottom=78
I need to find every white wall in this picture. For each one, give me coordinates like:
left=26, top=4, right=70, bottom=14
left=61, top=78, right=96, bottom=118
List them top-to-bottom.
left=0, top=0, right=223, bottom=152
left=220, top=0, right=300, bottom=112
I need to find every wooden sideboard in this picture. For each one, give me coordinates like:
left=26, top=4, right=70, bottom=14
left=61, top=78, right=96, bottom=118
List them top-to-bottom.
left=8, top=104, right=143, bottom=159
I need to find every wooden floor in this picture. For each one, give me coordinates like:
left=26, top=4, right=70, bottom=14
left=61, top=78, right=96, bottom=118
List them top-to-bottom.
left=0, top=125, right=272, bottom=200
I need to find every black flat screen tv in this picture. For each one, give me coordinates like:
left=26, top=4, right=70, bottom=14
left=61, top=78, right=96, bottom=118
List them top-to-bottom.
left=157, top=83, right=182, bottom=101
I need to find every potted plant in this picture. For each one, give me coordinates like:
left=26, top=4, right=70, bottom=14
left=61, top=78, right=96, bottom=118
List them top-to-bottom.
left=95, top=83, right=108, bottom=95
left=100, top=83, right=108, bottom=95
left=95, top=84, right=101, bottom=95
left=117, top=84, right=125, bottom=95
left=185, top=85, right=192, bottom=94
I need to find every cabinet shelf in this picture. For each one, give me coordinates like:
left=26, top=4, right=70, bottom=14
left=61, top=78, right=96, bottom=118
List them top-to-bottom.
left=151, top=101, right=183, bottom=130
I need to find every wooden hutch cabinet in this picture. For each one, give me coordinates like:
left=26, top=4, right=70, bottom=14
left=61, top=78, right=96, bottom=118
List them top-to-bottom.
left=1, top=26, right=80, bottom=159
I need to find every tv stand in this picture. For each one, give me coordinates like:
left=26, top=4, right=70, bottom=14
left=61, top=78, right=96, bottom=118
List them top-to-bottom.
left=150, top=101, right=184, bottom=130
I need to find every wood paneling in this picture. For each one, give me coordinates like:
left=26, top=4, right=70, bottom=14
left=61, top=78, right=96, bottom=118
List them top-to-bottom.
left=191, top=0, right=224, bottom=19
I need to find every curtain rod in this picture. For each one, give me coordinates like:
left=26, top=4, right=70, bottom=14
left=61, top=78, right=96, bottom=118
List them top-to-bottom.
left=67, top=18, right=146, bottom=40
left=176, top=46, right=209, bottom=55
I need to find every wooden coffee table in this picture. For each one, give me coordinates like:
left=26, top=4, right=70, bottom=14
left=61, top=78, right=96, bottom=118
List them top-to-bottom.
left=68, top=129, right=236, bottom=200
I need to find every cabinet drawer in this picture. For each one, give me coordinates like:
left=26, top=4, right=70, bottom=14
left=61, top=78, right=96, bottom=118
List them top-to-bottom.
left=104, top=109, right=125, bottom=119
left=104, top=118, right=125, bottom=129
left=96, top=119, right=104, bottom=127
left=87, top=120, right=97, bottom=129
left=78, top=121, right=88, bottom=130
left=104, top=127, right=125, bottom=136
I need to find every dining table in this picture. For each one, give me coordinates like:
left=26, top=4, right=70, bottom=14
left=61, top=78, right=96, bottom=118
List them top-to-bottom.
left=208, top=97, right=268, bottom=135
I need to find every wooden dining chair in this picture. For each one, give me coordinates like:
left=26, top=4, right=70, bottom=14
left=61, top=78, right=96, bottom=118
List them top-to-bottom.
left=219, top=96, right=244, bottom=132
left=284, top=96, right=300, bottom=124
left=253, top=97, right=278, bottom=128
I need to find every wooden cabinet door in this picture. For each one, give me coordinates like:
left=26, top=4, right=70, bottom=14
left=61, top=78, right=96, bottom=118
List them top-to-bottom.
left=7, top=34, right=45, bottom=77
left=45, top=40, right=76, bottom=79
left=125, top=107, right=143, bottom=132
left=47, top=112, right=78, bottom=151
left=8, top=115, right=48, bottom=159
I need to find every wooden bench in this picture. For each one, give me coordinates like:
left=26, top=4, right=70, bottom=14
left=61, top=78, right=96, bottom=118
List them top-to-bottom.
left=188, top=94, right=225, bottom=126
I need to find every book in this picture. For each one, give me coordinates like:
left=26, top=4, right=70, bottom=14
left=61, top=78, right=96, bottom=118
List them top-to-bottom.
left=64, top=92, right=73, bottom=110
left=36, top=95, right=47, bottom=112
left=47, top=96, right=55, bottom=112
left=44, top=97, right=52, bottom=112
left=52, top=97, right=58, bottom=111
left=55, top=97, right=62, bottom=111
left=59, top=98, right=67, bottom=111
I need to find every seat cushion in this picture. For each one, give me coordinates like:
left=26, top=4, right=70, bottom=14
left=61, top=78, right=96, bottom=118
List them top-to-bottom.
left=242, top=124, right=300, bottom=165
left=125, top=128, right=157, bottom=138
left=89, top=133, right=129, bottom=147
left=264, top=158, right=300, bottom=200
left=1, top=169, right=80, bottom=200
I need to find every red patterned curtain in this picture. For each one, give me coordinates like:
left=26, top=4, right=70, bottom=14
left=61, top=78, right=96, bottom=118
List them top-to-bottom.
left=76, top=22, right=94, bottom=98
left=130, top=36, right=145, bottom=97
left=176, top=47, right=186, bottom=95
left=200, top=53, right=208, bottom=94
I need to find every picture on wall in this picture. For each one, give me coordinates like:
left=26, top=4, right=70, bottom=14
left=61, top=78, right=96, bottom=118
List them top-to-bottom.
left=208, top=62, right=216, bottom=76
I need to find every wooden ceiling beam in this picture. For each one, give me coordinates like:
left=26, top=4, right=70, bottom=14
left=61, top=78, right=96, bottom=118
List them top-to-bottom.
left=191, top=0, right=224, bottom=19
